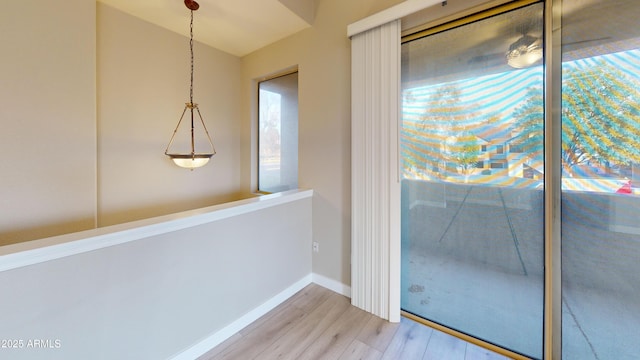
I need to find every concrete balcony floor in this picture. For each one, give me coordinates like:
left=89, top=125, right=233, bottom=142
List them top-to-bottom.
left=401, top=181, right=640, bottom=359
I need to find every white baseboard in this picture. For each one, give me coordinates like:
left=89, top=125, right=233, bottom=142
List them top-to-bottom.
left=312, top=272, right=351, bottom=298
left=171, top=273, right=351, bottom=360
left=171, top=274, right=312, bottom=360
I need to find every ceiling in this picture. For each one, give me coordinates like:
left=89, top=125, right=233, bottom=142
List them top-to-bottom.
left=97, top=0, right=318, bottom=57
left=99, top=0, right=640, bottom=62
left=402, top=0, right=640, bottom=84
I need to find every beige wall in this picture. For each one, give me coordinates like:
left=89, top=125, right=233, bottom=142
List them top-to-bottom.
left=0, top=0, right=97, bottom=246
left=1, top=0, right=407, bottom=289
left=241, top=0, right=404, bottom=286
left=0, top=2, right=246, bottom=245
left=97, top=4, right=245, bottom=226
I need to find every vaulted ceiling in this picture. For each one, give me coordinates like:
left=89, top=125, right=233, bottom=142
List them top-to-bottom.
left=97, top=0, right=319, bottom=57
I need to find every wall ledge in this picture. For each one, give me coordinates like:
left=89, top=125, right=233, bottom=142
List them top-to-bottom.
left=0, top=189, right=313, bottom=272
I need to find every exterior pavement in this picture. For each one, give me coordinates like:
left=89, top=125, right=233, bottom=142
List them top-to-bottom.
left=401, top=180, right=640, bottom=360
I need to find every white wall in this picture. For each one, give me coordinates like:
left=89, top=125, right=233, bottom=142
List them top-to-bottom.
left=0, top=0, right=97, bottom=246
left=240, top=0, right=404, bottom=287
left=0, top=191, right=312, bottom=360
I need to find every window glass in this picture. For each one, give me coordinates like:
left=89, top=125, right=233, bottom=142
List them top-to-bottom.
left=561, top=1, right=640, bottom=359
left=401, top=3, right=544, bottom=358
left=258, top=72, right=298, bottom=193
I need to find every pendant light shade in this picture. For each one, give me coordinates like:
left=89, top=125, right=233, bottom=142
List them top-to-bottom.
left=165, top=0, right=216, bottom=169
left=171, top=155, right=211, bottom=169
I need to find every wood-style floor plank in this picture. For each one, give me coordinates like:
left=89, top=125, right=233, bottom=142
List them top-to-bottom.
left=288, top=283, right=334, bottom=313
left=198, top=284, right=513, bottom=360
left=258, top=292, right=351, bottom=360
left=237, top=299, right=293, bottom=338
left=209, top=305, right=306, bottom=359
left=296, top=305, right=373, bottom=359
left=356, top=314, right=401, bottom=352
left=380, top=317, right=433, bottom=360
left=422, top=327, right=466, bottom=360
left=338, top=340, right=383, bottom=360
left=465, top=342, right=511, bottom=360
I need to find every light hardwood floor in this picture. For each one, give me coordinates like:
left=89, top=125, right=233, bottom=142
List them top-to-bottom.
left=197, top=284, right=511, bottom=360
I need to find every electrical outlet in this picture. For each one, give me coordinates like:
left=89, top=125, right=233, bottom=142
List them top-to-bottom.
left=312, top=242, right=319, bottom=253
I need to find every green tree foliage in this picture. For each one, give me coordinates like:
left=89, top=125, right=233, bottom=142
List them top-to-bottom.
left=512, top=59, right=640, bottom=176
left=561, top=60, right=640, bottom=175
left=415, top=84, right=482, bottom=179
left=511, top=87, right=544, bottom=167
left=445, top=131, right=480, bottom=181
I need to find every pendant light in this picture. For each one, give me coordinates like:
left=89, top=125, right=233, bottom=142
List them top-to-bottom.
left=165, top=0, right=216, bottom=169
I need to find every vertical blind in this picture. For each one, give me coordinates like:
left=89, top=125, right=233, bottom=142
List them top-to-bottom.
left=350, top=19, right=401, bottom=322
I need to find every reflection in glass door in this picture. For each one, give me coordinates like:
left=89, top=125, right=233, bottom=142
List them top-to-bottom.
left=560, top=0, right=640, bottom=359
left=401, top=2, right=545, bottom=358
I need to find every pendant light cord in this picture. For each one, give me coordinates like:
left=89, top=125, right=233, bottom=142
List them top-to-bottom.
left=164, top=0, right=216, bottom=167
left=189, top=9, right=194, bottom=105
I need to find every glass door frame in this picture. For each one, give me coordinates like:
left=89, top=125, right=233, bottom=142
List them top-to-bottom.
left=399, top=0, right=563, bottom=358
left=543, top=0, right=562, bottom=358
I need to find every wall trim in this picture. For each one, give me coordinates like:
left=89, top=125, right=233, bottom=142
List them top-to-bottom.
left=0, top=189, right=313, bottom=272
left=312, top=272, right=352, bottom=297
left=170, top=273, right=350, bottom=359
left=171, top=274, right=314, bottom=360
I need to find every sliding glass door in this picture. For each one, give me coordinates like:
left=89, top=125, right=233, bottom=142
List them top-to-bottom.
left=401, top=0, right=639, bottom=358
left=560, top=1, right=640, bottom=359
left=401, top=2, right=545, bottom=358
